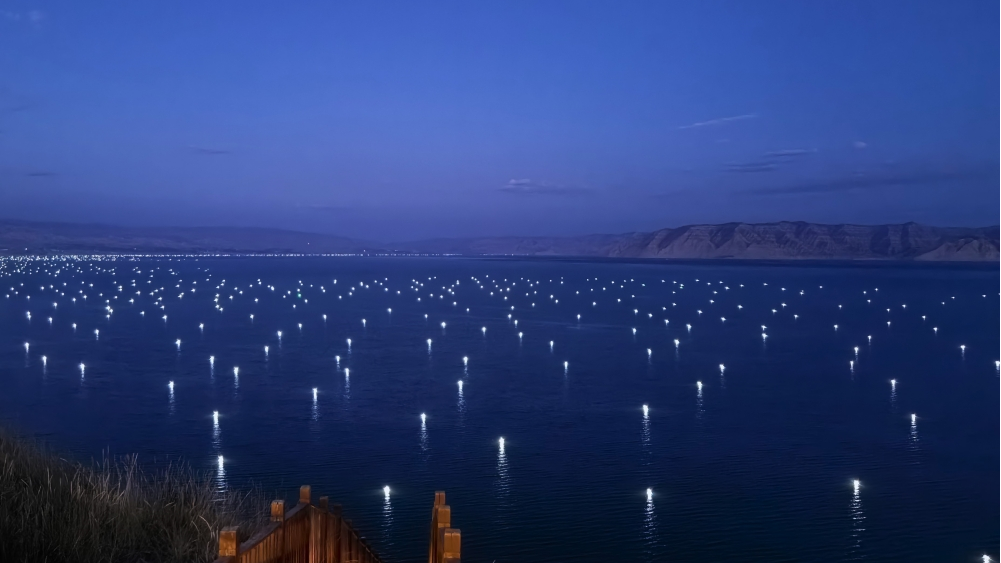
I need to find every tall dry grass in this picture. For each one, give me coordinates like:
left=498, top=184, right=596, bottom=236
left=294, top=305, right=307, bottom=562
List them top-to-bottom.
left=0, top=429, right=268, bottom=563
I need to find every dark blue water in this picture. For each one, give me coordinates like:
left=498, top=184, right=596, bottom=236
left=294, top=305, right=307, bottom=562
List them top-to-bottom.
left=0, top=256, right=997, bottom=562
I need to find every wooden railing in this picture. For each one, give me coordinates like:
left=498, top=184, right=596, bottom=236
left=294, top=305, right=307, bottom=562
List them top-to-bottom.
left=214, top=485, right=382, bottom=563
left=214, top=486, right=461, bottom=563
left=427, top=491, right=460, bottom=563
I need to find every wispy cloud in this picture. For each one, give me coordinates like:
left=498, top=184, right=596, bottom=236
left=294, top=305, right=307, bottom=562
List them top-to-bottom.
left=2, top=10, right=44, bottom=27
left=678, top=113, right=757, bottom=130
left=853, top=141, right=868, bottom=149
left=188, top=145, right=231, bottom=155
left=726, top=148, right=815, bottom=173
left=763, top=149, right=815, bottom=158
left=726, top=162, right=777, bottom=173
left=744, top=169, right=984, bottom=195
left=27, top=171, right=57, bottom=177
left=498, top=179, right=591, bottom=196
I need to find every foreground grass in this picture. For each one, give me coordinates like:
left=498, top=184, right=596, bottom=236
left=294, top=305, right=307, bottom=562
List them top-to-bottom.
left=0, top=429, right=268, bottom=563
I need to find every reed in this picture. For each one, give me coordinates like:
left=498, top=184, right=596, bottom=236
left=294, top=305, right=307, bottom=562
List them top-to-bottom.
left=0, top=428, right=268, bottom=563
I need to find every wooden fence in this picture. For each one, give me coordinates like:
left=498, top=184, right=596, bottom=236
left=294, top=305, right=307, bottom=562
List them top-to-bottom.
left=214, top=485, right=381, bottom=563
left=212, top=486, right=461, bottom=563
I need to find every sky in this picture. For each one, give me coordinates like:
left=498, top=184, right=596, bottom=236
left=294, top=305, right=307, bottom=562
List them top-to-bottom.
left=0, top=1, right=997, bottom=241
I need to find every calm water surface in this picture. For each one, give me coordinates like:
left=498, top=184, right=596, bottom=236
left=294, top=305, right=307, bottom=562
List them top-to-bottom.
left=0, top=256, right=997, bottom=562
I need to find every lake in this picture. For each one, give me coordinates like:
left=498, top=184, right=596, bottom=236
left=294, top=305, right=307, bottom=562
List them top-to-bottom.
left=0, top=256, right=997, bottom=562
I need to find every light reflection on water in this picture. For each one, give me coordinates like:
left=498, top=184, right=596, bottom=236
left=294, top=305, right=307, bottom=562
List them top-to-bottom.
left=695, top=384, right=705, bottom=422
left=311, top=389, right=319, bottom=422
left=641, top=406, right=651, bottom=456
left=419, top=418, right=429, bottom=462
left=496, top=439, right=510, bottom=526
left=215, top=454, right=227, bottom=496
left=849, top=482, right=865, bottom=560
left=382, top=488, right=393, bottom=551
left=643, top=491, right=658, bottom=562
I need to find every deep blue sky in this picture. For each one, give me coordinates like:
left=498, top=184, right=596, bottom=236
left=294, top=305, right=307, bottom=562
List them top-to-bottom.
left=1, top=1, right=997, bottom=240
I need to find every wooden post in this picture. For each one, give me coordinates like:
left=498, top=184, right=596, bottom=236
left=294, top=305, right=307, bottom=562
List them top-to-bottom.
left=300, top=485, right=312, bottom=504
left=429, top=492, right=445, bottom=563
left=318, top=496, right=329, bottom=511
left=270, top=499, right=286, bottom=562
left=271, top=500, right=285, bottom=522
left=434, top=505, right=451, bottom=563
left=219, top=526, right=240, bottom=560
left=442, top=528, right=461, bottom=563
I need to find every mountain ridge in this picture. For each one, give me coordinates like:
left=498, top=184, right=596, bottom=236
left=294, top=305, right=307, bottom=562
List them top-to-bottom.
left=0, top=218, right=996, bottom=261
left=0, top=219, right=378, bottom=255
left=395, top=221, right=999, bottom=261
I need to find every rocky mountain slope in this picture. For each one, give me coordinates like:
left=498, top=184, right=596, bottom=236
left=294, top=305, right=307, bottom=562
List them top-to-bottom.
left=399, top=222, right=999, bottom=261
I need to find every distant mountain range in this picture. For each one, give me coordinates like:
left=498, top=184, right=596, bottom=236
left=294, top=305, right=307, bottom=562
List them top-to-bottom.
left=0, top=219, right=996, bottom=261
left=0, top=220, right=376, bottom=255
left=399, top=222, right=1000, bottom=261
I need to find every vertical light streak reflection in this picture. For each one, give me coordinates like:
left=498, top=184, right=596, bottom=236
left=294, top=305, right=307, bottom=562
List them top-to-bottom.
left=343, top=368, right=350, bottom=405
left=889, top=380, right=897, bottom=412
left=168, top=381, right=175, bottom=415
left=695, top=383, right=704, bottom=422
left=311, top=388, right=319, bottom=422
left=641, top=405, right=651, bottom=453
left=211, top=409, right=226, bottom=495
left=212, top=411, right=221, bottom=450
left=419, top=414, right=429, bottom=462
left=496, top=437, right=510, bottom=524
left=215, top=455, right=227, bottom=496
left=849, top=480, right=864, bottom=560
left=382, top=486, right=393, bottom=549
left=643, top=489, right=658, bottom=561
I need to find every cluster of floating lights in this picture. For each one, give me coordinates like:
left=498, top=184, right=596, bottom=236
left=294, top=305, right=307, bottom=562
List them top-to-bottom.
left=2, top=255, right=994, bottom=558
